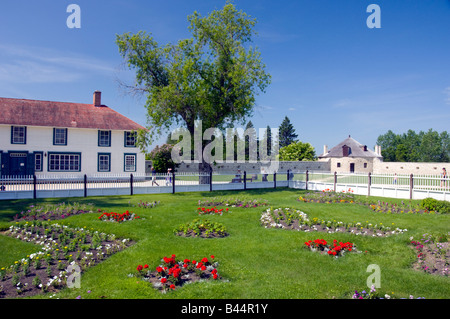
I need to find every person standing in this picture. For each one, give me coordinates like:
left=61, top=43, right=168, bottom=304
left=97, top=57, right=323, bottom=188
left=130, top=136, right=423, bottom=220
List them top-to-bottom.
left=166, top=168, right=173, bottom=186
left=441, top=168, right=447, bottom=188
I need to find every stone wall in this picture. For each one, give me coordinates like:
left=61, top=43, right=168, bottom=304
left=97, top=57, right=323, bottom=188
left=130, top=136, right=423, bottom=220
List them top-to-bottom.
left=325, top=157, right=376, bottom=174
left=145, top=158, right=449, bottom=176
left=145, top=160, right=331, bottom=174
left=373, top=161, right=450, bottom=176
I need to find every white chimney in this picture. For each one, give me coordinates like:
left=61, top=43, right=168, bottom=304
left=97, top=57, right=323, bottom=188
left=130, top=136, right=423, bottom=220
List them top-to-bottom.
left=323, top=145, right=328, bottom=155
left=375, top=145, right=381, bottom=155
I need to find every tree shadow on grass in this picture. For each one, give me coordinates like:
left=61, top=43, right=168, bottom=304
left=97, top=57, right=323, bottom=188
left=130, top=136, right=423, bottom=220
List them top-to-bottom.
left=0, top=187, right=299, bottom=224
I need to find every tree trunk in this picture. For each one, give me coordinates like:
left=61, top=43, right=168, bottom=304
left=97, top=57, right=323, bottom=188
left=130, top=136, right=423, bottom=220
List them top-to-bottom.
left=199, top=158, right=212, bottom=184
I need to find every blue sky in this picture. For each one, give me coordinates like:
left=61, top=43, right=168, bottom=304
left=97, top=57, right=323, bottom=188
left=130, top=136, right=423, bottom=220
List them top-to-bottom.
left=1, top=0, right=449, bottom=154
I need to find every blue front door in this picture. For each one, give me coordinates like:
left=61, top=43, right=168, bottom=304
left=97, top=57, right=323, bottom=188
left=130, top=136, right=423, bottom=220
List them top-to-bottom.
left=9, top=153, right=28, bottom=176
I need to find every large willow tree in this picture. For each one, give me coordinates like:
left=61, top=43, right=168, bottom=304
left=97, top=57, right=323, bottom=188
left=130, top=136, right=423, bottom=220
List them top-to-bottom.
left=116, top=3, right=271, bottom=174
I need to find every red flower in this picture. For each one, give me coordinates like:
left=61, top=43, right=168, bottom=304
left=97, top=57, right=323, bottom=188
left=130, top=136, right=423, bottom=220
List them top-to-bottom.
left=210, top=255, right=215, bottom=259
left=201, top=257, right=208, bottom=263
left=144, top=264, right=149, bottom=269
left=137, top=265, right=143, bottom=271
left=201, top=265, right=207, bottom=271
left=156, top=266, right=163, bottom=272
left=213, top=273, right=218, bottom=280
left=161, top=278, right=167, bottom=284
left=170, top=284, right=176, bottom=289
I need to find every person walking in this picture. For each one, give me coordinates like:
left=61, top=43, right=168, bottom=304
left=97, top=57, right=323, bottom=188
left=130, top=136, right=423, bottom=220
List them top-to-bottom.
left=151, top=167, right=159, bottom=186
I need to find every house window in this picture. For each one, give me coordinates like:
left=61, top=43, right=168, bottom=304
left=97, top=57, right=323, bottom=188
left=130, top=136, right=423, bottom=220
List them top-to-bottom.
left=11, top=126, right=26, bottom=144
left=53, top=128, right=68, bottom=145
left=98, top=130, right=111, bottom=147
left=124, top=131, right=136, bottom=147
left=34, top=152, right=43, bottom=172
left=48, top=153, right=81, bottom=172
left=98, top=153, right=111, bottom=172
left=124, top=153, right=136, bottom=172
left=337, top=163, right=341, bottom=168
left=364, top=163, right=368, bottom=168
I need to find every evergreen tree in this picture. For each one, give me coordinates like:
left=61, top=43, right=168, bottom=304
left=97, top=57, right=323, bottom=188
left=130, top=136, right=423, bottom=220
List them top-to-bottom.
left=279, top=116, right=298, bottom=148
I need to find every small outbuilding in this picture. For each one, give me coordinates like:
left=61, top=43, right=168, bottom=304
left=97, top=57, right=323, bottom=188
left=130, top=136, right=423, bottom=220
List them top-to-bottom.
left=318, top=135, right=383, bottom=173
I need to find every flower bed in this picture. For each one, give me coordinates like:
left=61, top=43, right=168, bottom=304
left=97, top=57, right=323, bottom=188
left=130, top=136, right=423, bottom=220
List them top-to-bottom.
left=298, top=189, right=355, bottom=204
left=298, top=190, right=434, bottom=214
left=198, top=197, right=268, bottom=208
left=132, top=200, right=160, bottom=209
left=13, top=202, right=95, bottom=221
left=197, top=207, right=230, bottom=216
left=260, top=207, right=408, bottom=237
left=98, top=210, right=141, bottom=223
left=174, top=219, right=229, bottom=238
left=0, top=221, right=133, bottom=298
left=410, top=233, right=449, bottom=276
left=304, top=239, right=357, bottom=258
left=134, top=254, right=221, bottom=292
left=352, top=285, right=425, bottom=299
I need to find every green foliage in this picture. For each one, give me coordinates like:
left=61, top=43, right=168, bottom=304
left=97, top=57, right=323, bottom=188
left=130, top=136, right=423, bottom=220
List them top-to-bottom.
left=116, top=3, right=271, bottom=148
left=279, top=116, right=298, bottom=148
left=376, top=129, right=450, bottom=162
left=279, top=141, right=315, bottom=161
left=147, top=144, right=178, bottom=173
left=420, top=197, right=450, bottom=214
left=173, top=218, right=228, bottom=237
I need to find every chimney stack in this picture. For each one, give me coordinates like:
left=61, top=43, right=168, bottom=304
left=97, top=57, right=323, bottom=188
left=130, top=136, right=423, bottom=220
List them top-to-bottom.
left=93, top=90, right=102, bottom=107
left=323, top=145, right=328, bottom=155
left=375, top=145, right=382, bottom=155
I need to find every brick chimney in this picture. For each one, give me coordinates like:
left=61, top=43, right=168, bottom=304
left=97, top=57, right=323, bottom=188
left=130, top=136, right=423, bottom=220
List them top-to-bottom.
left=93, top=90, right=102, bottom=107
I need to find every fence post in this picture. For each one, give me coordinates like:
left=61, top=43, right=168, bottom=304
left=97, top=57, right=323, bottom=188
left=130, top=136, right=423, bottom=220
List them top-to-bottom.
left=209, top=169, right=213, bottom=192
left=287, top=169, right=290, bottom=186
left=305, top=170, right=309, bottom=190
left=244, top=171, right=247, bottom=190
left=172, top=172, right=175, bottom=194
left=274, top=172, right=277, bottom=189
left=334, top=172, right=337, bottom=192
left=368, top=172, right=371, bottom=197
left=33, top=174, right=37, bottom=199
left=84, top=174, right=87, bottom=197
left=130, top=174, right=134, bottom=196
left=410, top=174, right=413, bottom=200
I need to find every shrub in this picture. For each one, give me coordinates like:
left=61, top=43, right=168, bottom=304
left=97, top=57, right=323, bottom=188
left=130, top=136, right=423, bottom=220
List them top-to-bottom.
left=420, top=198, right=450, bottom=214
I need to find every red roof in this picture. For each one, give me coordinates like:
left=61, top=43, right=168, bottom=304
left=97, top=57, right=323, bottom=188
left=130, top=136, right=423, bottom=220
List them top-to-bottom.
left=0, top=96, right=146, bottom=131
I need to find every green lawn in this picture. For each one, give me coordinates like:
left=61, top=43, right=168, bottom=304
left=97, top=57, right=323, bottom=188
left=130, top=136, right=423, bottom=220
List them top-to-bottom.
left=0, top=188, right=449, bottom=299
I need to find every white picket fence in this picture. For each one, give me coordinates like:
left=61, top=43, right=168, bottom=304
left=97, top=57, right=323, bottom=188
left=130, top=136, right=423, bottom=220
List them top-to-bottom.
left=0, top=171, right=448, bottom=201
left=0, top=171, right=288, bottom=200
left=289, top=171, right=450, bottom=201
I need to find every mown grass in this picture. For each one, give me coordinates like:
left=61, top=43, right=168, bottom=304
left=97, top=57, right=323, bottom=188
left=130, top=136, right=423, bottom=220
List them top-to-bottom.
left=0, top=188, right=448, bottom=299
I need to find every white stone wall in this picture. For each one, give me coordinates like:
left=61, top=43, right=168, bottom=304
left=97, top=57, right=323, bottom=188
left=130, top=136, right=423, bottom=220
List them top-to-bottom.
left=0, top=125, right=145, bottom=176
left=326, top=157, right=375, bottom=174
left=146, top=159, right=331, bottom=174
left=373, top=160, right=450, bottom=176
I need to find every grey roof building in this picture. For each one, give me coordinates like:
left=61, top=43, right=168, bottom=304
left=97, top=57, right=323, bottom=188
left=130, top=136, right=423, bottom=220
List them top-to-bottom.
left=318, top=135, right=382, bottom=159
left=318, top=136, right=383, bottom=173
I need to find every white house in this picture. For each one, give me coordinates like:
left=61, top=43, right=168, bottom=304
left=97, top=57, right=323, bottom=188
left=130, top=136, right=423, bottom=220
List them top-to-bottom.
left=0, top=91, right=146, bottom=176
